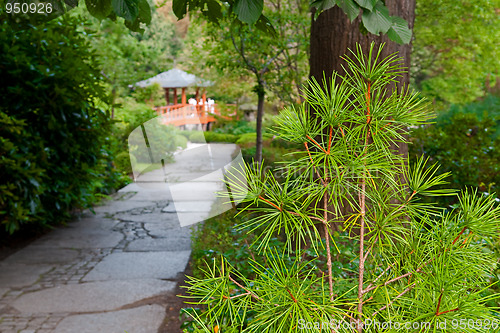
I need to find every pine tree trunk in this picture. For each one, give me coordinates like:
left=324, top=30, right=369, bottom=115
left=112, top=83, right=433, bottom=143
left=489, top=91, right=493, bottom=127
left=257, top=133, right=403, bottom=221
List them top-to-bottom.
left=309, top=0, right=416, bottom=158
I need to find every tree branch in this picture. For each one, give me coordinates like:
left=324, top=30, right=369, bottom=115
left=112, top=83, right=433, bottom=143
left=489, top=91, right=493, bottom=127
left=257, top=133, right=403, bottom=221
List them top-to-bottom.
left=371, top=282, right=416, bottom=317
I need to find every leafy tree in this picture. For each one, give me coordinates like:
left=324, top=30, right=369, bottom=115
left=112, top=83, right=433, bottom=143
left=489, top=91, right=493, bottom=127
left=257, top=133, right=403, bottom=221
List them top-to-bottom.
left=1, top=0, right=152, bottom=33
left=172, top=0, right=414, bottom=163
left=172, top=0, right=411, bottom=45
left=411, top=0, right=500, bottom=106
left=192, top=2, right=309, bottom=164
left=79, top=8, right=181, bottom=115
left=182, top=44, right=500, bottom=333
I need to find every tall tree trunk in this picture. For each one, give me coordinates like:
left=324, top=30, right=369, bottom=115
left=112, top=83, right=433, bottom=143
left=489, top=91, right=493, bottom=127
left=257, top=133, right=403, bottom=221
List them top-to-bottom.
left=309, top=0, right=416, bottom=174
left=310, top=0, right=415, bottom=87
left=310, top=0, right=415, bottom=156
left=255, top=82, right=265, bottom=164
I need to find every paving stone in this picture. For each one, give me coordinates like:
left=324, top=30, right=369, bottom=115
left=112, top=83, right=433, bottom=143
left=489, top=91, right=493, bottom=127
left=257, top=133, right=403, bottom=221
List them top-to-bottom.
left=92, top=199, right=159, bottom=215
left=162, top=201, right=214, bottom=213
left=113, top=211, right=179, bottom=225
left=31, top=220, right=123, bottom=249
left=144, top=223, right=195, bottom=238
left=125, top=236, right=191, bottom=252
left=2, top=247, right=79, bottom=265
left=82, top=251, right=191, bottom=281
left=0, top=263, right=53, bottom=288
left=12, top=279, right=175, bottom=313
left=0, top=288, right=9, bottom=297
left=53, top=304, right=165, bottom=333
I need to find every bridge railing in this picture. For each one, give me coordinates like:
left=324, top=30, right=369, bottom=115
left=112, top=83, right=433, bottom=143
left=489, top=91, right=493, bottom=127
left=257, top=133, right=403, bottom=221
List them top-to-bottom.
left=153, top=104, right=237, bottom=127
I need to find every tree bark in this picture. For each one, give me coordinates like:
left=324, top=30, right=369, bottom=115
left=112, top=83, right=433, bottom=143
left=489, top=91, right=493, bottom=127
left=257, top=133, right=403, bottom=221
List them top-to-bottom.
left=309, top=0, right=415, bottom=155
left=310, top=0, right=415, bottom=84
left=255, top=82, right=265, bottom=164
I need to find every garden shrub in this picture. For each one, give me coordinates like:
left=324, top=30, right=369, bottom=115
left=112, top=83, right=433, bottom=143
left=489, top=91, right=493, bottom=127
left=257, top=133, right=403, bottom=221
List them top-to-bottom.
left=0, top=16, right=118, bottom=234
left=409, top=95, right=500, bottom=206
left=113, top=98, right=158, bottom=144
left=212, top=119, right=256, bottom=135
left=178, top=130, right=193, bottom=139
left=187, top=131, right=238, bottom=143
left=189, top=131, right=206, bottom=143
left=204, top=132, right=238, bottom=143
left=235, top=132, right=273, bottom=145
left=175, top=134, right=189, bottom=149
left=114, top=152, right=137, bottom=174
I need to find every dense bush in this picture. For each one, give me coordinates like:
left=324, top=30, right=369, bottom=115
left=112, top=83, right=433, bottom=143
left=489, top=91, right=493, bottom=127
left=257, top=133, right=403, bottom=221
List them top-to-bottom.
left=0, top=16, right=120, bottom=234
left=409, top=96, right=500, bottom=206
left=212, top=119, right=256, bottom=135
left=188, top=131, right=238, bottom=143
left=188, top=131, right=205, bottom=143
left=205, top=132, right=238, bottom=143
left=114, top=152, right=137, bottom=174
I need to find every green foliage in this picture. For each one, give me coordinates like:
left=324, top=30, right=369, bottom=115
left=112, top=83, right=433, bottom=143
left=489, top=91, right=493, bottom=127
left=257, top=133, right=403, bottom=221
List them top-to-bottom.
left=0, top=0, right=151, bottom=33
left=173, top=0, right=411, bottom=44
left=412, top=0, right=499, bottom=105
left=183, top=1, right=310, bottom=105
left=80, top=9, right=180, bottom=100
left=0, top=16, right=121, bottom=234
left=181, top=44, right=500, bottom=332
left=409, top=96, right=500, bottom=206
left=213, top=120, right=256, bottom=136
left=188, top=131, right=239, bottom=143
left=189, top=131, right=206, bottom=143
left=235, top=132, right=272, bottom=145
left=175, top=134, right=189, bottom=149
left=114, top=151, right=136, bottom=174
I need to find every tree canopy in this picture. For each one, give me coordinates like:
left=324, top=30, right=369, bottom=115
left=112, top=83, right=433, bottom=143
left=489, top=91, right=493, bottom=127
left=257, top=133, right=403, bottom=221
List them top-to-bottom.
left=172, top=0, right=412, bottom=45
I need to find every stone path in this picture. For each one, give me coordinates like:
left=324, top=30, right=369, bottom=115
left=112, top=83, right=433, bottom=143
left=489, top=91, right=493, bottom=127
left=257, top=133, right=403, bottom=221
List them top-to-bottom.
left=0, top=143, right=240, bottom=333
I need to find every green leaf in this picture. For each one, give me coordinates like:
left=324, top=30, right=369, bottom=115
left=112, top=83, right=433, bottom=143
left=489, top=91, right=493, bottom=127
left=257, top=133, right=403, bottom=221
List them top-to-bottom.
left=64, top=0, right=78, bottom=8
left=85, top=0, right=112, bottom=20
left=112, top=0, right=139, bottom=22
left=124, top=0, right=150, bottom=33
left=137, top=0, right=151, bottom=25
left=172, top=0, right=188, bottom=19
left=204, top=0, right=223, bottom=23
left=234, top=0, right=264, bottom=25
left=310, top=0, right=336, bottom=11
left=337, top=0, right=360, bottom=21
left=354, top=0, right=376, bottom=11
left=361, top=1, right=391, bottom=34
left=255, top=14, right=276, bottom=36
left=387, top=16, right=412, bottom=44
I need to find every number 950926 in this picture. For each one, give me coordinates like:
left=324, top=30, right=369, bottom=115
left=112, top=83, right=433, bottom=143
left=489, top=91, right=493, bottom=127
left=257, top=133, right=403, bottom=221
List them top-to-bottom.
left=5, top=2, right=53, bottom=14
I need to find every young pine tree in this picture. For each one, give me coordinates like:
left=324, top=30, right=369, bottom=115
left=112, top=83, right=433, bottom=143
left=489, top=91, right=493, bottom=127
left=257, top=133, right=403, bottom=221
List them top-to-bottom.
left=182, top=43, right=500, bottom=333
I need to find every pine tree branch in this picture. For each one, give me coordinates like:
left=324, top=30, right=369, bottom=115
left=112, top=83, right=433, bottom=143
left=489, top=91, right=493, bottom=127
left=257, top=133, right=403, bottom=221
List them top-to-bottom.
left=306, top=134, right=328, bottom=154
left=304, top=142, right=327, bottom=187
left=357, top=178, right=367, bottom=333
left=323, top=193, right=334, bottom=302
left=228, top=274, right=261, bottom=301
left=371, top=282, right=416, bottom=317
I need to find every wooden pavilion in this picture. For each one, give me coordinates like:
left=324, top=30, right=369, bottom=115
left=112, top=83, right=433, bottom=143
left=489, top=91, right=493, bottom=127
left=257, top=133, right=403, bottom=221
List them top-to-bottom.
left=134, top=69, right=232, bottom=127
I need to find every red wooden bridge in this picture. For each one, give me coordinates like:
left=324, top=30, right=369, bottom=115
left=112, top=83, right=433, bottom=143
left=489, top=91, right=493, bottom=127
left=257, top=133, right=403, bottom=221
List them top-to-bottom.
left=154, top=103, right=237, bottom=127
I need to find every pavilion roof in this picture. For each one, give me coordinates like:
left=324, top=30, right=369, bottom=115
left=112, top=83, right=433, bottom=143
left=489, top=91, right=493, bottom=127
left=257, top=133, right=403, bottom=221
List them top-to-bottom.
left=134, top=68, right=213, bottom=89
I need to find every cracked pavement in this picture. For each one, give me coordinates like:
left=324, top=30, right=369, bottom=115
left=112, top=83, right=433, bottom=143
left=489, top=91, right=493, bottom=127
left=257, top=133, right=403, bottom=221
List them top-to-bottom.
left=0, top=143, right=239, bottom=333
